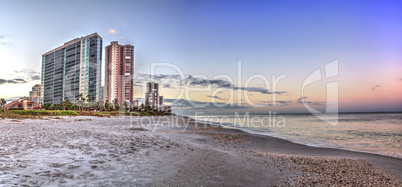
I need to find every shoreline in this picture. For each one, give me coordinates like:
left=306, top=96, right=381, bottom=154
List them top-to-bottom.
left=187, top=114, right=402, bottom=159
left=0, top=115, right=400, bottom=186
left=161, top=115, right=402, bottom=185
left=177, top=115, right=402, bottom=177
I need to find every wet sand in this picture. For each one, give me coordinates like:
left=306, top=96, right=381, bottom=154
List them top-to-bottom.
left=0, top=115, right=401, bottom=186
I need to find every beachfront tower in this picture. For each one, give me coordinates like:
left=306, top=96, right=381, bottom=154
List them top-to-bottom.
left=41, top=33, right=102, bottom=104
left=104, top=41, right=134, bottom=104
left=145, top=82, right=163, bottom=110
left=29, top=84, right=41, bottom=105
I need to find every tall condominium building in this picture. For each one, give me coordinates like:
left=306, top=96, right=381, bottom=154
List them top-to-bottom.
left=41, top=33, right=102, bottom=104
left=104, top=41, right=134, bottom=104
left=145, top=82, right=163, bottom=110
left=29, top=84, right=41, bottom=104
left=99, top=86, right=104, bottom=102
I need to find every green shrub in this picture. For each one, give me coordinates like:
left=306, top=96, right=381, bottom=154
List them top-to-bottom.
left=10, top=108, right=24, bottom=110
left=11, top=110, right=78, bottom=116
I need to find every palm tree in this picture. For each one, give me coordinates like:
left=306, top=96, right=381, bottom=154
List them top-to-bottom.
left=77, top=93, right=86, bottom=111
left=78, top=93, right=84, bottom=101
left=86, top=94, right=92, bottom=103
left=85, top=95, right=92, bottom=111
left=0, top=98, right=6, bottom=110
left=113, top=98, right=119, bottom=111
left=61, top=100, right=69, bottom=110
left=105, top=100, right=109, bottom=111
left=130, top=100, right=134, bottom=111
left=98, top=101, right=102, bottom=110
left=123, top=101, right=129, bottom=111
left=42, top=103, right=51, bottom=110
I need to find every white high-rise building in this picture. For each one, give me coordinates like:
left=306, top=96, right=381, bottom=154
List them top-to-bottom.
left=41, top=33, right=103, bottom=104
left=145, top=82, right=162, bottom=110
left=29, top=84, right=41, bottom=104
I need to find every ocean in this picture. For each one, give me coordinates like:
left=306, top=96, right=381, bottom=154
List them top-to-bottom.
left=190, top=112, right=402, bottom=158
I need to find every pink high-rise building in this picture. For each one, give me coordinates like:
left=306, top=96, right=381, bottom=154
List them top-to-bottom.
left=104, top=41, right=134, bottom=104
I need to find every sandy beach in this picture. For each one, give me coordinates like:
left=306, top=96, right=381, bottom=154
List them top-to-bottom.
left=0, top=115, right=401, bottom=186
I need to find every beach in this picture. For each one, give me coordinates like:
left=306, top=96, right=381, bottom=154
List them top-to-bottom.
left=0, top=115, right=401, bottom=186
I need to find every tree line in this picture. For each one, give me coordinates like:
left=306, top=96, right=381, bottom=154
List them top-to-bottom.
left=40, top=94, right=145, bottom=112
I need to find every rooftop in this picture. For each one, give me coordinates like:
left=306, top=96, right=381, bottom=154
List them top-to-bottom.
left=43, top=33, right=102, bottom=56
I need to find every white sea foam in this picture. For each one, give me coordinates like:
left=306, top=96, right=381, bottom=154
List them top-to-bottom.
left=191, top=113, right=402, bottom=158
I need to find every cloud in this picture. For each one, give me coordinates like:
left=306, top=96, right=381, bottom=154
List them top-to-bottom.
left=108, top=29, right=117, bottom=34
left=0, top=34, right=13, bottom=46
left=0, top=42, right=13, bottom=46
left=0, top=69, right=39, bottom=85
left=13, top=69, right=40, bottom=81
left=14, top=69, right=39, bottom=74
left=133, top=73, right=287, bottom=95
left=31, top=75, right=41, bottom=80
left=186, top=75, right=286, bottom=95
left=189, top=77, right=233, bottom=88
left=0, top=78, right=27, bottom=85
left=399, top=79, right=402, bottom=81
left=163, top=83, right=172, bottom=88
left=371, top=85, right=380, bottom=91
left=236, top=87, right=287, bottom=95
left=208, top=95, right=224, bottom=100
left=3, top=96, right=24, bottom=103
left=296, top=97, right=325, bottom=105
left=297, top=97, right=307, bottom=102
left=164, top=98, right=252, bottom=111
left=260, top=100, right=293, bottom=106
left=304, top=101, right=325, bottom=105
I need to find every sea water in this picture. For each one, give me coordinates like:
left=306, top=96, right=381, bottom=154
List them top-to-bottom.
left=190, top=113, right=402, bottom=158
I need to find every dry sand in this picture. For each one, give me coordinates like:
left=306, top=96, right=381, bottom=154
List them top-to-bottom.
left=0, top=115, right=401, bottom=186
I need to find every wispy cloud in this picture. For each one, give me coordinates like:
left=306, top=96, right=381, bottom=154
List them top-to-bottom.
left=108, top=29, right=117, bottom=34
left=0, top=34, right=13, bottom=46
left=0, top=42, right=13, bottom=46
left=13, top=69, right=40, bottom=81
left=14, top=69, right=39, bottom=75
left=133, top=73, right=287, bottom=96
left=31, top=75, right=41, bottom=81
left=186, top=75, right=287, bottom=95
left=188, top=76, right=232, bottom=88
left=0, top=78, right=27, bottom=85
left=162, top=83, right=173, bottom=88
left=371, top=85, right=380, bottom=91
left=208, top=95, right=224, bottom=100
left=3, top=96, right=24, bottom=103
left=296, top=97, right=325, bottom=105
left=297, top=97, right=307, bottom=102
left=164, top=98, right=251, bottom=111
left=260, top=100, right=293, bottom=106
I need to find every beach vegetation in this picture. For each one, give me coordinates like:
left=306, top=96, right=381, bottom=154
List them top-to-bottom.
left=0, top=96, right=173, bottom=119
left=0, top=98, right=6, bottom=110
left=0, top=110, right=79, bottom=119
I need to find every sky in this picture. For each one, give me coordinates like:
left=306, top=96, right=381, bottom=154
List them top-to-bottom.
left=0, top=0, right=401, bottom=114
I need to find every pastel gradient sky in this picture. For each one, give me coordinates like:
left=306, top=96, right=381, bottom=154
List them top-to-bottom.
left=0, top=0, right=401, bottom=114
